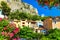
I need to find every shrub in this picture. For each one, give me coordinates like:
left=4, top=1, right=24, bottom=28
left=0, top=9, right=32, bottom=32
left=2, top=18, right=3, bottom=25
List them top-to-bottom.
left=0, top=18, right=20, bottom=40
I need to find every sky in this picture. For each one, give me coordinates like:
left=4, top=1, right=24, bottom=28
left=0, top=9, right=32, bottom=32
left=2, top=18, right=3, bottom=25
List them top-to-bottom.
left=22, top=0, right=60, bottom=17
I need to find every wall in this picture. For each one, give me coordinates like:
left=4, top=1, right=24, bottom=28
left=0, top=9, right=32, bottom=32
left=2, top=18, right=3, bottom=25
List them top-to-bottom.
left=43, top=18, right=52, bottom=30
left=52, top=21, right=60, bottom=29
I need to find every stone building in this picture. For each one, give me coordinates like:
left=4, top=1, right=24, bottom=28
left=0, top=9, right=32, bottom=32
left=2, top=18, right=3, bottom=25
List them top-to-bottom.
left=43, top=17, right=60, bottom=30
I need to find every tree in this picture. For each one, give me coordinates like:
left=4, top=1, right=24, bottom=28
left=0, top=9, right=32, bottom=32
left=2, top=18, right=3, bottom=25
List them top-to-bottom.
left=37, top=0, right=60, bottom=8
left=1, top=1, right=11, bottom=16
left=8, top=10, right=41, bottom=21
left=8, top=10, right=20, bottom=20
left=19, top=12, right=28, bottom=20
left=27, top=13, right=32, bottom=20
left=31, top=15, right=40, bottom=21
left=40, top=16, right=52, bottom=21
left=40, top=17, right=48, bottom=21
left=19, top=27, right=34, bottom=39
left=47, top=28, right=60, bottom=40
left=40, top=36, right=50, bottom=40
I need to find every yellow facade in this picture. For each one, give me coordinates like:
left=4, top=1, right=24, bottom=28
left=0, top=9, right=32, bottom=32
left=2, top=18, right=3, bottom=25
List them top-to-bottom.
left=0, top=0, right=6, bottom=3
left=13, top=19, right=38, bottom=28
left=52, top=22, right=60, bottom=29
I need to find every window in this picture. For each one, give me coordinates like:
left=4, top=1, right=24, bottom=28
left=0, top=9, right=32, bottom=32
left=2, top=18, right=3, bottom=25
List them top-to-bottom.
left=7, top=0, right=10, bottom=2
left=13, top=0, right=19, bottom=2
left=22, top=20, right=25, bottom=21
left=54, top=20, right=56, bottom=24
left=22, top=22, right=25, bottom=24
left=28, top=22, right=29, bottom=24
left=22, top=25, right=25, bottom=27
left=39, top=25, right=43, bottom=28
left=36, top=29, right=37, bottom=33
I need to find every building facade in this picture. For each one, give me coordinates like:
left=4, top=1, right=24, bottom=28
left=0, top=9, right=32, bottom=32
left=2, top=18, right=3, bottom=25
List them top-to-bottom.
left=43, top=17, right=60, bottom=30
left=52, top=17, right=60, bottom=29
left=43, top=18, right=52, bottom=30
left=12, top=19, right=46, bottom=33
left=13, top=19, right=38, bottom=28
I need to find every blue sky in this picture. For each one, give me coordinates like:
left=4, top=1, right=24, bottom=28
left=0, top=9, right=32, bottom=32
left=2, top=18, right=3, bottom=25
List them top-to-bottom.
left=22, top=0, right=60, bottom=17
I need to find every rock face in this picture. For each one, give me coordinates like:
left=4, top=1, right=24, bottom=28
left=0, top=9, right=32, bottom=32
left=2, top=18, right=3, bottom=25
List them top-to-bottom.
left=5, top=0, right=38, bottom=15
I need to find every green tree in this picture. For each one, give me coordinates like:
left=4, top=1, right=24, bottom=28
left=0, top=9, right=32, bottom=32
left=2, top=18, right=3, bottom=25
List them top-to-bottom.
left=37, top=0, right=60, bottom=8
left=1, top=1, right=11, bottom=16
left=8, top=10, right=20, bottom=20
left=8, top=10, right=41, bottom=21
left=19, top=12, right=28, bottom=20
left=27, top=13, right=32, bottom=20
left=31, top=15, right=40, bottom=21
left=40, top=16, right=52, bottom=21
left=0, top=19, right=9, bottom=33
left=18, top=27, right=35, bottom=40
left=47, top=29, right=60, bottom=40
left=40, top=36, right=50, bottom=40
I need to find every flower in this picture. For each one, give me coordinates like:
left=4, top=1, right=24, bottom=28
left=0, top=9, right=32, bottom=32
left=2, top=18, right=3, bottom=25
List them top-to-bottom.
left=55, top=3, right=58, bottom=7
left=0, top=18, right=2, bottom=21
left=3, top=27, right=7, bottom=30
left=13, top=28, right=19, bottom=34
left=1, top=31, right=5, bottom=35
left=9, top=33, right=14, bottom=38
left=13, top=38, right=17, bottom=40
left=17, top=38, right=21, bottom=40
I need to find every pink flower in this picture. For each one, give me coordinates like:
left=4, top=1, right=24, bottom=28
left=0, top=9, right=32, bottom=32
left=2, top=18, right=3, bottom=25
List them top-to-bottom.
left=0, top=18, right=2, bottom=21
left=3, top=27, right=7, bottom=30
left=13, top=28, right=19, bottom=34
left=1, top=31, right=5, bottom=35
left=9, top=33, right=14, bottom=38
left=13, top=38, right=17, bottom=40
left=17, top=38, right=21, bottom=40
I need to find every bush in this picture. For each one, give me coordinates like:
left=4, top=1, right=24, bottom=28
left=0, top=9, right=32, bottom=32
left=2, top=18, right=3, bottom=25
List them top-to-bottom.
left=0, top=18, right=20, bottom=40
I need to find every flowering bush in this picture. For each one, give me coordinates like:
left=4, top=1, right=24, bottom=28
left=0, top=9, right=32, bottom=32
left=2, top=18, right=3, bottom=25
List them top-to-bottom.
left=37, top=0, right=59, bottom=8
left=0, top=18, right=20, bottom=40
left=0, top=18, right=9, bottom=33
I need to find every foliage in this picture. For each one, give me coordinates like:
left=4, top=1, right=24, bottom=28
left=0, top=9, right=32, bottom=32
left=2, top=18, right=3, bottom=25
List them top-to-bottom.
left=37, top=0, right=60, bottom=8
left=1, top=1, right=11, bottom=16
left=8, top=10, right=41, bottom=21
left=9, top=10, right=52, bottom=21
left=19, top=12, right=28, bottom=20
left=31, top=15, right=40, bottom=21
left=40, top=16, right=50, bottom=21
left=0, top=18, right=20, bottom=40
left=0, top=18, right=9, bottom=32
left=0, top=19, right=9, bottom=27
left=18, top=27, right=34, bottom=39
left=40, top=28, right=60, bottom=40
left=47, top=29, right=60, bottom=40
left=0, top=35, right=8, bottom=40
left=40, top=36, right=50, bottom=40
